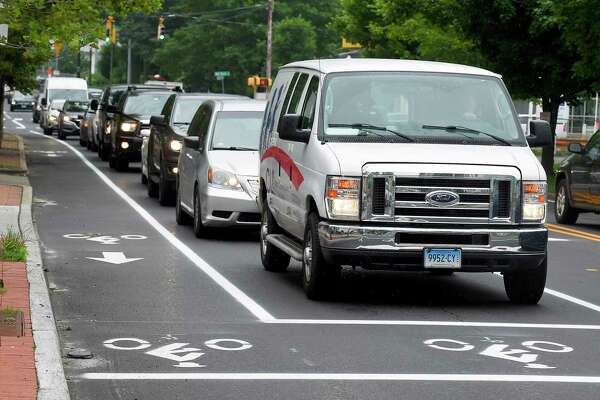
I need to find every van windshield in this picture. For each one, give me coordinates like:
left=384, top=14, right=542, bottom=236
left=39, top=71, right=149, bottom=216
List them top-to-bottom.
left=322, top=72, right=525, bottom=146
left=48, top=89, right=88, bottom=102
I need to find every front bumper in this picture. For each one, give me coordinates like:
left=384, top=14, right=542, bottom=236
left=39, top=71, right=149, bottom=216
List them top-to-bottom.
left=61, top=122, right=80, bottom=135
left=114, top=136, right=142, bottom=161
left=202, top=186, right=260, bottom=227
left=318, top=222, right=547, bottom=272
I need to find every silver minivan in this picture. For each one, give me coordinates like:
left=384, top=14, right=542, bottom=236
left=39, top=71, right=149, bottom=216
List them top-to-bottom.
left=259, top=58, right=552, bottom=302
left=176, top=99, right=266, bottom=237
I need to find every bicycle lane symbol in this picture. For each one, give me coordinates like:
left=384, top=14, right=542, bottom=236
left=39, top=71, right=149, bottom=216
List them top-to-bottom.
left=64, top=234, right=148, bottom=245
left=103, top=337, right=253, bottom=368
left=424, top=338, right=574, bottom=369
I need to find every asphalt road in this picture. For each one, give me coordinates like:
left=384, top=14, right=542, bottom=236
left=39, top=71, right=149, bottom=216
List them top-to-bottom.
left=4, top=108, right=600, bottom=399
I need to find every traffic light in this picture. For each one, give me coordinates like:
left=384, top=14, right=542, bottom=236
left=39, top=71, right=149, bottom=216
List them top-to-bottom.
left=105, top=16, right=114, bottom=43
left=157, top=16, right=166, bottom=40
left=111, top=25, right=117, bottom=44
left=53, top=40, right=62, bottom=57
left=259, top=77, right=272, bottom=88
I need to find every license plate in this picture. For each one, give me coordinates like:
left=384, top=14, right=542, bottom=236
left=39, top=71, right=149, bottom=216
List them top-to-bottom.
left=424, top=248, right=461, bottom=269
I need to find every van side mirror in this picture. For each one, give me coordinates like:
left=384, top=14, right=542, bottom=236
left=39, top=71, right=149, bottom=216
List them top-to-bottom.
left=41, top=98, right=47, bottom=107
left=90, top=99, right=99, bottom=111
left=279, top=114, right=310, bottom=143
left=150, top=115, right=167, bottom=126
left=527, top=120, right=552, bottom=147
left=183, top=136, right=201, bottom=150
left=568, top=143, right=583, bottom=154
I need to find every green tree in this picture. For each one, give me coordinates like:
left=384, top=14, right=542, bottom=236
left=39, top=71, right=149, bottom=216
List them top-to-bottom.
left=0, top=0, right=161, bottom=145
left=273, top=17, right=317, bottom=70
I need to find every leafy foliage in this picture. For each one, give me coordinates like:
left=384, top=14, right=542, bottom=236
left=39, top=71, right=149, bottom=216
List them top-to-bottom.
left=0, top=229, right=27, bottom=262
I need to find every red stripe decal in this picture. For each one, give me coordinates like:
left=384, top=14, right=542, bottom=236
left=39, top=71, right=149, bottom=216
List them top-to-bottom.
left=261, top=146, right=304, bottom=189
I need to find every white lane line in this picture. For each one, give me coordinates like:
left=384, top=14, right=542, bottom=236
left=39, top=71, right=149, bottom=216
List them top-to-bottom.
left=3, top=111, right=25, bottom=129
left=28, top=130, right=274, bottom=321
left=548, top=237, right=569, bottom=242
left=264, top=319, right=600, bottom=330
left=80, top=372, right=600, bottom=383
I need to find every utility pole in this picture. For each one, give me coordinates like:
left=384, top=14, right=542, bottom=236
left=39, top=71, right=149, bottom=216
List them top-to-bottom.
left=266, top=0, right=274, bottom=85
left=127, top=38, right=132, bottom=84
left=109, top=44, right=114, bottom=84
left=76, top=49, right=81, bottom=77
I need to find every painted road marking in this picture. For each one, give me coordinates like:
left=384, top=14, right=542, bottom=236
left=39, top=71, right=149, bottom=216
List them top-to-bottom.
left=27, top=129, right=600, bottom=324
left=30, top=130, right=274, bottom=321
left=547, top=223, right=600, bottom=243
left=64, top=233, right=147, bottom=245
left=548, top=237, right=569, bottom=242
left=87, top=252, right=143, bottom=265
left=265, top=319, right=600, bottom=330
left=103, top=337, right=253, bottom=369
left=424, top=338, right=574, bottom=369
left=79, top=372, right=600, bottom=383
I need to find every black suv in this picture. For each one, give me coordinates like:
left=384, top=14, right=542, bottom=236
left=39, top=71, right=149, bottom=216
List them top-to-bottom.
left=96, top=84, right=171, bottom=161
left=106, top=90, right=172, bottom=171
left=146, top=93, right=246, bottom=204
left=555, top=131, right=600, bottom=224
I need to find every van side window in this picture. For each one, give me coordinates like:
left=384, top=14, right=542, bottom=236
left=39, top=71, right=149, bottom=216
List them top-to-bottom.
left=280, top=73, right=299, bottom=117
left=287, top=73, right=309, bottom=114
left=299, top=76, right=319, bottom=130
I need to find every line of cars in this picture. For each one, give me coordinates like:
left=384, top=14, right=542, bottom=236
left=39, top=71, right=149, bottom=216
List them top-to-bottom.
left=26, top=59, right=566, bottom=304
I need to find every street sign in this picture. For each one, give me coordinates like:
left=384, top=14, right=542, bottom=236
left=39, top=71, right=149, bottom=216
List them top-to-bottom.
left=214, top=71, right=230, bottom=78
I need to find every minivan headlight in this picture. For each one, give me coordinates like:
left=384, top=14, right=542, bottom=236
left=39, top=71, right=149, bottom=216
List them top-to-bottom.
left=169, top=140, right=183, bottom=152
left=207, top=167, right=242, bottom=191
left=325, top=176, right=360, bottom=220
left=522, top=181, right=546, bottom=222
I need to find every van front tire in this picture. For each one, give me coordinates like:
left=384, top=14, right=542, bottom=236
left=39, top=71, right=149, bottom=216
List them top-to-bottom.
left=302, top=212, right=340, bottom=300
left=503, top=257, right=547, bottom=304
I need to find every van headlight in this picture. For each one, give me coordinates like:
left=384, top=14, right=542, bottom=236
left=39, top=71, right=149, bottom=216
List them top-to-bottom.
left=120, top=121, right=138, bottom=132
left=169, top=140, right=182, bottom=152
left=207, top=167, right=242, bottom=190
left=325, top=176, right=360, bottom=220
left=522, top=181, right=546, bottom=222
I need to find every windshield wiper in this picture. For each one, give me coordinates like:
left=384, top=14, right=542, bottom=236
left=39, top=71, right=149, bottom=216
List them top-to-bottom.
left=173, top=122, right=190, bottom=125
left=328, top=123, right=415, bottom=142
left=422, top=124, right=511, bottom=146
left=212, top=146, right=257, bottom=151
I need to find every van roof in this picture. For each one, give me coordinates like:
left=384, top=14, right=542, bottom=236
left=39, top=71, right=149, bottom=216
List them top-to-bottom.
left=282, top=58, right=500, bottom=78
left=46, top=77, right=88, bottom=89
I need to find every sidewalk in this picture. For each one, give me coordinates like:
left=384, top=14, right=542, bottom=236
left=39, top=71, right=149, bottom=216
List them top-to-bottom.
left=0, top=132, right=69, bottom=400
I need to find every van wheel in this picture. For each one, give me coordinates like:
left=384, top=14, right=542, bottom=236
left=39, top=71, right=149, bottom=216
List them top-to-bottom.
left=175, top=178, right=192, bottom=226
left=555, top=179, right=579, bottom=224
left=193, top=187, right=208, bottom=238
left=260, top=203, right=290, bottom=272
left=302, top=212, right=340, bottom=300
left=503, top=257, right=547, bottom=304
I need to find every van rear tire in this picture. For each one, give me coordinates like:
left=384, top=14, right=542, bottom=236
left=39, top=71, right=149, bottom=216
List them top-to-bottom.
left=260, top=203, right=290, bottom=272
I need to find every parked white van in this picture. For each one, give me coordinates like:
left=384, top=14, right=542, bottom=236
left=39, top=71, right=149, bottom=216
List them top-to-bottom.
left=259, top=59, right=551, bottom=303
left=39, top=77, right=88, bottom=135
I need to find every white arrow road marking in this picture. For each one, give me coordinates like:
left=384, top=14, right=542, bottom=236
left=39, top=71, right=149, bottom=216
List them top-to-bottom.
left=11, top=117, right=25, bottom=129
left=86, top=252, right=143, bottom=265
left=145, top=343, right=205, bottom=368
left=479, top=344, right=554, bottom=369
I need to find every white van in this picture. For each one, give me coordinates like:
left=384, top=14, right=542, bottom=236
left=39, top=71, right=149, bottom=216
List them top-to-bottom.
left=259, top=59, right=551, bottom=303
left=40, top=77, right=88, bottom=135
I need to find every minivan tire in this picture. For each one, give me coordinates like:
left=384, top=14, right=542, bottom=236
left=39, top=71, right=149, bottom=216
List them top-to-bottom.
left=175, top=178, right=192, bottom=226
left=555, top=179, right=579, bottom=224
left=193, top=187, right=208, bottom=238
left=260, top=203, right=290, bottom=272
left=302, top=212, right=340, bottom=300
left=503, top=257, right=547, bottom=304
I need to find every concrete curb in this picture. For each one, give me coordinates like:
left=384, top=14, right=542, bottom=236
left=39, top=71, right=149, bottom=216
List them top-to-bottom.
left=19, top=180, right=70, bottom=398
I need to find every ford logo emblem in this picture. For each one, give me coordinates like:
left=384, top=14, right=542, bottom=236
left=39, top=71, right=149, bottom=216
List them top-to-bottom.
left=425, top=190, right=460, bottom=207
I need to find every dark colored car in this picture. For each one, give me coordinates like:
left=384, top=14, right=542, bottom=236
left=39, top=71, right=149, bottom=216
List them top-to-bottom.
left=96, top=84, right=172, bottom=161
left=88, top=88, right=103, bottom=101
left=106, top=90, right=172, bottom=171
left=10, top=91, right=35, bottom=111
left=146, top=93, right=247, bottom=205
left=57, top=100, right=89, bottom=140
left=555, top=131, right=600, bottom=224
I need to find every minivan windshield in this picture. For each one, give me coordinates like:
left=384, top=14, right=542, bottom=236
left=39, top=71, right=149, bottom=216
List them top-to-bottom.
left=322, top=72, right=524, bottom=146
left=48, top=89, right=88, bottom=103
left=123, top=93, right=171, bottom=117
left=172, top=98, right=204, bottom=134
left=64, top=101, right=89, bottom=113
left=211, top=111, right=263, bottom=151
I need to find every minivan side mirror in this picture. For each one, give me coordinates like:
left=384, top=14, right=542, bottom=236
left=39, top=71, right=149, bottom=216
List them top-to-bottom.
left=41, top=98, right=47, bottom=107
left=90, top=99, right=99, bottom=111
left=279, top=114, right=310, bottom=143
left=150, top=115, right=167, bottom=126
left=527, top=120, right=552, bottom=147
left=183, top=136, right=201, bottom=151
left=568, top=143, right=584, bottom=154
